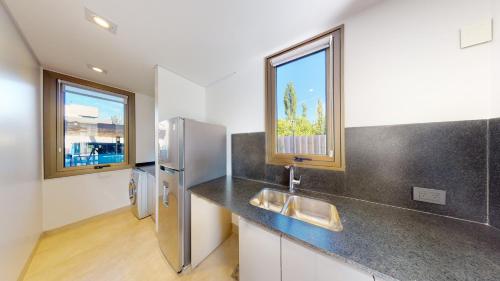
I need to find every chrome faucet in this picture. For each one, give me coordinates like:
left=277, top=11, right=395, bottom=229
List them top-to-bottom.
left=285, top=164, right=301, bottom=193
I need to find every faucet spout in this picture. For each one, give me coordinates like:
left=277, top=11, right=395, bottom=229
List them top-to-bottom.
left=286, top=164, right=301, bottom=193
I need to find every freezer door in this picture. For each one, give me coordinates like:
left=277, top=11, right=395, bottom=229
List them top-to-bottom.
left=158, top=117, right=184, bottom=171
left=184, top=119, right=226, bottom=188
left=158, top=166, right=184, bottom=272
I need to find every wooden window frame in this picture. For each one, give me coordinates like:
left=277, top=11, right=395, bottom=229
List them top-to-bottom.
left=265, top=25, right=344, bottom=170
left=43, top=70, right=136, bottom=179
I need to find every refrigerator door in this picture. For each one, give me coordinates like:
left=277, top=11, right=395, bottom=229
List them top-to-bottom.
left=158, top=117, right=184, bottom=171
left=184, top=119, right=226, bottom=188
left=158, top=165, right=184, bottom=272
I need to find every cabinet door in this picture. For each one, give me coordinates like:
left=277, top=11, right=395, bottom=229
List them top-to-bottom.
left=147, top=173, right=155, bottom=221
left=191, top=193, right=231, bottom=268
left=239, top=217, right=281, bottom=281
left=282, top=236, right=316, bottom=281
left=282, top=237, right=373, bottom=281
left=316, top=250, right=373, bottom=281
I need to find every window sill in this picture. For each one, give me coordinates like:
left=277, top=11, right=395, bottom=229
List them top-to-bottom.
left=266, top=158, right=345, bottom=172
left=44, top=164, right=133, bottom=179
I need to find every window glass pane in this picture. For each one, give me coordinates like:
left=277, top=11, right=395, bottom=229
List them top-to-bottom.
left=275, top=50, right=327, bottom=155
left=63, top=84, right=125, bottom=167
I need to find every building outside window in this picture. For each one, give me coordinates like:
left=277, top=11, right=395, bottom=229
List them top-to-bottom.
left=43, top=70, right=135, bottom=179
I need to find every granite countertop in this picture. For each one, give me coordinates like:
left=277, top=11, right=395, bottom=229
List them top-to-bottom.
left=189, top=176, right=500, bottom=281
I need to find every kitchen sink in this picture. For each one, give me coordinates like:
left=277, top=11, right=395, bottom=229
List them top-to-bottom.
left=249, top=188, right=290, bottom=213
left=249, top=189, right=343, bottom=232
left=282, top=196, right=343, bottom=232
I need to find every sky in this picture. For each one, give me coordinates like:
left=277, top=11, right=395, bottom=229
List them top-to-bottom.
left=276, top=50, right=326, bottom=122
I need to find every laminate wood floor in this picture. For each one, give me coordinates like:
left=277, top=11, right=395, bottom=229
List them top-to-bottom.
left=22, top=209, right=238, bottom=281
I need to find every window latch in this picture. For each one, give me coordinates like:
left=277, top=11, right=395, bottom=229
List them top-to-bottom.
left=293, top=156, right=312, bottom=163
left=94, top=164, right=111, bottom=169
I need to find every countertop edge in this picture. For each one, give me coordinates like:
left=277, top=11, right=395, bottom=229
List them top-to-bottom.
left=189, top=177, right=399, bottom=281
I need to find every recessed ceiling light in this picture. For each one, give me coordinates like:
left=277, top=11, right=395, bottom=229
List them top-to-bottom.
left=84, top=8, right=117, bottom=34
left=92, top=16, right=110, bottom=29
left=87, top=64, right=107, bottom=74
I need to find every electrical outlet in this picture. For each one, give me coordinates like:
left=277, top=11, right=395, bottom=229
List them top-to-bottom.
left=413, top=187, right=446, bottom=205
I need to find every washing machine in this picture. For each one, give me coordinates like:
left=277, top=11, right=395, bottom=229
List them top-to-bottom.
left=129, top=168, right=150, bottom=219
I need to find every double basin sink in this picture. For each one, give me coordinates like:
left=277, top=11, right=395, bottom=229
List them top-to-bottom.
left=249, top=188, right=343, bottom=232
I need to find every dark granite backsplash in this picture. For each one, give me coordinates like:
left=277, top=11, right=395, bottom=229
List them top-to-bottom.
left=489, top=118, right=500, bottom=229
left=232, top=120, right=488, bottom=223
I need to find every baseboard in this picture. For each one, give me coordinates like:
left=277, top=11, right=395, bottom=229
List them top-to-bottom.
left=43, top=206, right=130, bottom=236
left=17, top=233, right=43, bottom=281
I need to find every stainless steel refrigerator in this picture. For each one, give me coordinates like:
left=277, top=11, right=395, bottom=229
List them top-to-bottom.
left=157, top=117, right=226, bottom=273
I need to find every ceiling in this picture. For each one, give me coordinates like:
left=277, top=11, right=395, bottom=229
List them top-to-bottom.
left=4, top=0, right=381, bottom=96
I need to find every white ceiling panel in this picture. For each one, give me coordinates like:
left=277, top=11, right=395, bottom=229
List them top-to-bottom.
left=3, top=0, right=381, bottom=95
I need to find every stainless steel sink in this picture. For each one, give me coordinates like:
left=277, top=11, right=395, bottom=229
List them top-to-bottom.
left=249, top=188, right=291, bottom=213
left=249, top=189, right=343, bottom=232
left=282, top=196, right=343, bottom=232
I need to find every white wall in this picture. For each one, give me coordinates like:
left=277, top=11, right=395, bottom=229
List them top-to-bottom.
left=206, top=0, right=495, bottom=174
left=344, top=0, right=492, bottom=127
left=491, top=1, right=500, bottom=118
left=0, top=3, right=42, bottom=280
left=206, top=57, right=265, bottom=175
left=156, top=65, right=206, bottom=122
left=42, top=91, right=155, bottom=230
left=135, top=92, right=155, bottom=163
left=42, top=169, right=131, bottom=230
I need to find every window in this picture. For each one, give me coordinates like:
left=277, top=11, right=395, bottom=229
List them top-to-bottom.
left=265, top=26, right=344, bottom=170
left=43, top=70, right=135, bottom=178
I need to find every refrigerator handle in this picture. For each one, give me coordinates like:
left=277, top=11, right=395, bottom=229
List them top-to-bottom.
left=162, top=181, right=170, bottom=207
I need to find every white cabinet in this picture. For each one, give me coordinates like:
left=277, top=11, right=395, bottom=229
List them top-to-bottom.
left=147, top=173, right=155, bottom=222
left=191, top=193, right=231, bottom=268
left=239, top=217, right=281, bottom=281
left=239, top=219, right=374, bottom=281
left=281, top=236, right=316, bottom=281
left=282, top=237, right=373, bottom=281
